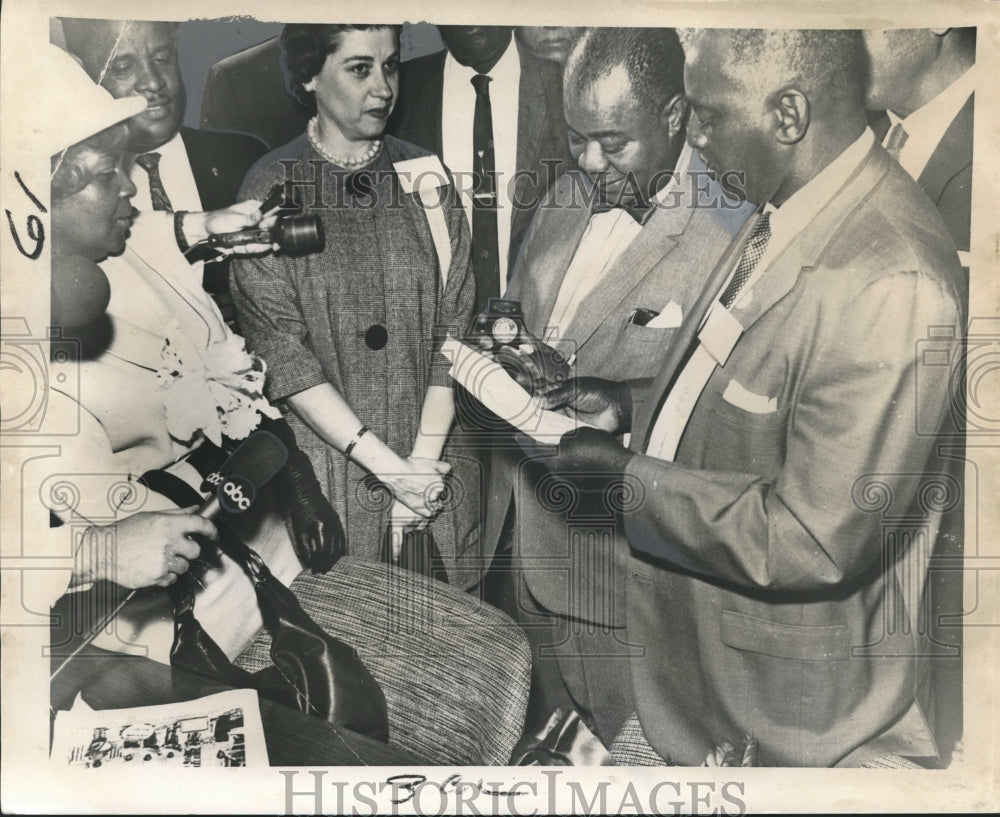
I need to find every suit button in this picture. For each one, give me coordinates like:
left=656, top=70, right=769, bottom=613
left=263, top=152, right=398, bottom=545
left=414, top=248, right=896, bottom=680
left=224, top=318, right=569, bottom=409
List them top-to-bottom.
left=365, top=324, right=388, bottom=350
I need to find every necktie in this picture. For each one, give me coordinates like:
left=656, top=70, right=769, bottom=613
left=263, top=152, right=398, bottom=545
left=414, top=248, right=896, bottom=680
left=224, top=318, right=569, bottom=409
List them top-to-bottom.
left=471, top=73, right=500, bottom=313
left=884, top=121, right=909, bottom=161
left=135, top=152, right=174, bottom=213
left=719, top=211, right=771, bottom=308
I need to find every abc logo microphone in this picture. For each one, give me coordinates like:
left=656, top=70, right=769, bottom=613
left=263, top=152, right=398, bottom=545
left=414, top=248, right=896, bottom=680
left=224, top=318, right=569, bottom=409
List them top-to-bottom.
left=198, top=430, right=289, bottom=519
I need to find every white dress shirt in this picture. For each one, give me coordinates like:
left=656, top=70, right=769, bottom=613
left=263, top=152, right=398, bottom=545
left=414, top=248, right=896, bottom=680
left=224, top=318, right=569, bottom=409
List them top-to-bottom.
left=441, top=41, right=520, bottom=275
left=884, top=65, right=976, bottom=183
left=645, top=129, right=876, bottom=461
left=129, top=130, right=204, bottom=212
left=545, top=144, right=695, bottom=339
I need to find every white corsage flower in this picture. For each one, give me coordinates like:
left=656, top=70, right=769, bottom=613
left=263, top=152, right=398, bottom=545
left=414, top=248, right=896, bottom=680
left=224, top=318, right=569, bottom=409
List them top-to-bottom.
left=157, top=334, right=280, bottom=446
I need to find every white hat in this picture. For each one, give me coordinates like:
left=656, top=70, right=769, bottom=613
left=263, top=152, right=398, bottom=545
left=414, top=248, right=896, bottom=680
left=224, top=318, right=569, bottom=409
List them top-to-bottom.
left=43, top=43, right=147, bottom=157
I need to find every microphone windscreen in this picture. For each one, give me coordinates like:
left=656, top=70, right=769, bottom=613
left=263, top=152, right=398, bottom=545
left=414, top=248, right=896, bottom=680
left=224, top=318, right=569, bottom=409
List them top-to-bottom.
left=51, top=254, right=111, bottom=327
left=213, top=430, right=289, bottom=514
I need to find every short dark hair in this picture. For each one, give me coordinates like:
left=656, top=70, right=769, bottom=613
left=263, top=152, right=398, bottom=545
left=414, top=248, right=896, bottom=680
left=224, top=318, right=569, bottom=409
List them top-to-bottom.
left=281, top=24, right=402, bottom=110
left=565, top=28, right=685, bottom=113
left=51, top=123, right=129, bottom=201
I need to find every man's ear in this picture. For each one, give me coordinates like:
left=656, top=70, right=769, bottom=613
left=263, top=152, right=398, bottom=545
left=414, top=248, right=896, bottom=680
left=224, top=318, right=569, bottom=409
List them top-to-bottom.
left=303, top=76, right=317, bottom=93
left=772, top=88, right=809, bottom=145
left=660, top=93, right=688, bottom=139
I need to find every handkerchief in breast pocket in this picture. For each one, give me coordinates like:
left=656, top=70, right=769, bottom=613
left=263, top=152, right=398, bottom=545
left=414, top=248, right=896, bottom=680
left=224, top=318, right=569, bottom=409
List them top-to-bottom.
left=644, top=300, right=683, bottom=328
left=722, top=379, right=778, bottom=414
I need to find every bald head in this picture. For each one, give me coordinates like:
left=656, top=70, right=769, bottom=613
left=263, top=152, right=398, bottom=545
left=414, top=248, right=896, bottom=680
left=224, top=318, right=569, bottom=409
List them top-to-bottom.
left=59, top=18, right=185, bottom=153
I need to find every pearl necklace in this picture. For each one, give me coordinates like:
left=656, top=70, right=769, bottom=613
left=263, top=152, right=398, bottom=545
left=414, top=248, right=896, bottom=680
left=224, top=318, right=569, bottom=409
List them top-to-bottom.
left=308, top=117, right=382, bottom=168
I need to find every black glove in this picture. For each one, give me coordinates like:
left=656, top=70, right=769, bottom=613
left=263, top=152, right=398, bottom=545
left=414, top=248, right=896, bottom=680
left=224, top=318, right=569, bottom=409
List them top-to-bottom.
left=540, top=377, right=634, bottom=436
left=257, top=414, right=346, bottom=574
left=548, top=426, right=635, bottom=478
left=276, top=449, right=347, bottom=574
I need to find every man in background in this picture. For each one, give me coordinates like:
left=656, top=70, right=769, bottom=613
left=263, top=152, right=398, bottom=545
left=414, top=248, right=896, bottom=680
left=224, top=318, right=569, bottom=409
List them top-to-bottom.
left=59, top=18, right=268, bottom=319
left=388, top=25, right=573, bottom=311
left=515, top=26, right=583, bottom=66
left=862, top=26, right=974, bottom=762
left=863, top=27, right=975, bottom=256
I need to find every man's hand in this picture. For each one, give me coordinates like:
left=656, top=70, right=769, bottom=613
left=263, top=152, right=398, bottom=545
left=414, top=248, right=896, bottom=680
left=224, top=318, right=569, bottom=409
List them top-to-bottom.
left=539, top=377, right=633, bottom=435
left=548, top=426, right=635, bottom=477
left=278, top=450, right=347, bottom=574
left=76, top=508, right=217, bottom=589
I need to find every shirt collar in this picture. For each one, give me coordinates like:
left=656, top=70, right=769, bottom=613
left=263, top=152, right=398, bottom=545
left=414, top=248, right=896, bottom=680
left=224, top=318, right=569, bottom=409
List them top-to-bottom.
left=444, top=37, right=520, bottom=84
left=894, top=63, right=976, bottom=135
left=766, top=127, right=875, bottom=253
left=146, top=130, right=187, bottom=163
left=655, top=142, right=693, bottom=203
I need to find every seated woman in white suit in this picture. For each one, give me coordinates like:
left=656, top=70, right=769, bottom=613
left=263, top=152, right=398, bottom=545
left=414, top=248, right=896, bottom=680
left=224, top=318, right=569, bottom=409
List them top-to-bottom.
left=41, top=42, right=341, bottom=662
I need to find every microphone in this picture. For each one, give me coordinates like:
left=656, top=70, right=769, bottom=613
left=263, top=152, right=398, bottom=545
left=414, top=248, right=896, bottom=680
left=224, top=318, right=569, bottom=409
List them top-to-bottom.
left=206, top=213, right=325, bottom=256
left=51, top=254, right=111, bottom=327
left=198, top=430, right=289, bottom=519
left=50, top=431, right=289, bottom=682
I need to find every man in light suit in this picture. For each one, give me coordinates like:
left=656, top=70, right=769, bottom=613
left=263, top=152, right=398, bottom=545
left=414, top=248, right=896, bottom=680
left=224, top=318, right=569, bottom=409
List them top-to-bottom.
left=863, top=27, right=975, bottom=256
left=485, top=28, right=751, bottom=740
left=540, top=28, right=965, bottom=766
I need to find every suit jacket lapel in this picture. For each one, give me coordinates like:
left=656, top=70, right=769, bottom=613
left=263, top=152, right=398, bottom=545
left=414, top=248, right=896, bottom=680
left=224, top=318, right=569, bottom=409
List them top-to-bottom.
left=512, top=44, right=550, bottom=254
left=415, top=51, right=446, bottom=156
left=917, top=93, right=973, bottom=204
left=178, top=127, right=209, bottom=208
left=634, top=142, right=892, bottom=450
left=517, top=180, right=592, bottom=336
left=560, top=183, right=696, bottom=351
left=634, top=210, right=759, bottom=450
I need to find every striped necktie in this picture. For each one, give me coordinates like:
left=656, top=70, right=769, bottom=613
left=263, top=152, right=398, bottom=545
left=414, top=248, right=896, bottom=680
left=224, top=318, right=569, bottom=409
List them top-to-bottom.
left=135, top=152, right=174, bottom=212
left=720, top=211, right=772, bottom=308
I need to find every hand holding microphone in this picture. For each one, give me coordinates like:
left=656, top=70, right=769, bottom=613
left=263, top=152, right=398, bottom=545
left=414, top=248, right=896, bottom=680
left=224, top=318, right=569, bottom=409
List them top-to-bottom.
left=204, top=184, right=325, bottom=257
left=54, top=431, right=291, bottom=680
left=76, top=508, right=218, bottom=589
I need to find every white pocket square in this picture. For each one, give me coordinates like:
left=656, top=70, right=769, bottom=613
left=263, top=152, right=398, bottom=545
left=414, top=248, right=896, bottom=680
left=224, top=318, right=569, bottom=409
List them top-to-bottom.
left=644, top=300, right=683, bottom=328
left=722, top=379, right=778, bottom=414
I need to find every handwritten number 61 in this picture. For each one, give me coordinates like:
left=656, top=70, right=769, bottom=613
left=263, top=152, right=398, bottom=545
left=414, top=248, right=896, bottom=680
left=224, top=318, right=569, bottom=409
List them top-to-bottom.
left=5, top=171, right=46, bottom=260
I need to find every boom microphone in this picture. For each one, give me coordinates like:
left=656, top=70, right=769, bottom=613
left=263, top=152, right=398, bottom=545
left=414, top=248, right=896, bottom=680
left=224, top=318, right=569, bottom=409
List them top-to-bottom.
left=198, top=430, right=289, bottom=519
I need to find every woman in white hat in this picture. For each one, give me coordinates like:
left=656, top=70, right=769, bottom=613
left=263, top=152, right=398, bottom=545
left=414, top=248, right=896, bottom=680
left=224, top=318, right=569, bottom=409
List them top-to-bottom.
left=43, top=43, right=329, bottom=662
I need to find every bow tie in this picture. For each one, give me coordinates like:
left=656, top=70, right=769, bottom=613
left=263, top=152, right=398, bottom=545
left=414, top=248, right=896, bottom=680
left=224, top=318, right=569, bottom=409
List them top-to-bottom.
left=591, top=197, right=656, bottom=226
